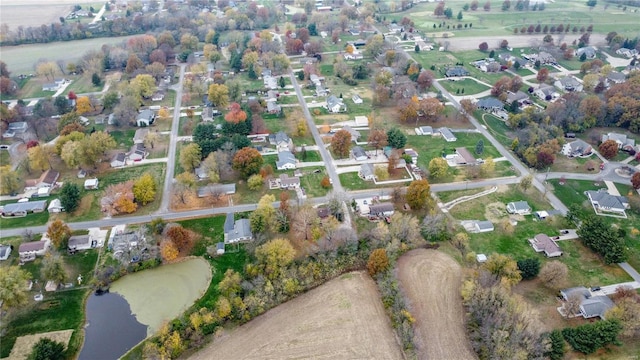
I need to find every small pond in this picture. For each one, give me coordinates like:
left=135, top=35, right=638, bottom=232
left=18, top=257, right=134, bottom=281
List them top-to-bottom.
left=80, top=258, right=212, bottom=359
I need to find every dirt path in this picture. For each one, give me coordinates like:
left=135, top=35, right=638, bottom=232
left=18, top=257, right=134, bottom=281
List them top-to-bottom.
left=397, top=249, right=477, bottom=360
left=189, top=272, right=403, bottom=360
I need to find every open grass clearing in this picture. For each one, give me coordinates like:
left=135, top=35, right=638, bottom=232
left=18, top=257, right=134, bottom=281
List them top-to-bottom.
left=1, top=36, right=137, bottom=75
left=65, top=75, right=103, bottom=94
left=438, top=77, right=491, bottom=95
left=188, top=271, right=403, bottom=360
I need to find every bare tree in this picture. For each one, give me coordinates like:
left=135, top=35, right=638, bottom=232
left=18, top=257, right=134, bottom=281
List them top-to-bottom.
left=539, top=260, right=568, bottom=289
left=562, top=293, right=583, bottom=317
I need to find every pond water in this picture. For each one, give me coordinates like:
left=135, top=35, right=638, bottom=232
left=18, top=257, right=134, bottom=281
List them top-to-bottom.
left=80, top=258, right=212, bottom=359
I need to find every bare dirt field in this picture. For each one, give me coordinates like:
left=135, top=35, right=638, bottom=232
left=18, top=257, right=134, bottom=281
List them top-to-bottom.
left=397, top=249, right=477, bottom=360
left=188, top=271, right=403, bottom=360
left=8, top=329, right=73, bottom=360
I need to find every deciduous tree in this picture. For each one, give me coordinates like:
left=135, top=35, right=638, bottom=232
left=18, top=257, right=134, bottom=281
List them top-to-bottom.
left=208, top=83, right=229, bottom=108
left=75, top=96, right=92, bottom=114
left=224, top=102, right=247, bottom=123
left=331, top=129, right=352, bottom=158
left=599, top=139, right=619, bottom=160
left=180, top=143, right=202, bottom=173
left=28, top=145, right=50, bottom=171
left=232, top=147, right=263, bottom=179
left=429, top=157, right=448, bottom=178
left=0, top=165, right=21, bottom=195
left=133, top=172, right=156, bottom=205
left=632, top=172, right=640, bottom=189
left=248, top=174, right=264, bottom=190
left=406, top=179, right=432, bottom=211
left=47, top=219, right=71, bottom=249
left=255, top=238, right=296, bottom=280
left=160, top=240, right=179, bottom=262
left=367, top=248, right=389, bottom=276
left=483, top=253, right=522, bottom=287
left=41, top=255, right=67, bottom=283
left=539, top=260, right=568, bottom=289
left=0, top=266, right=31, bottom=308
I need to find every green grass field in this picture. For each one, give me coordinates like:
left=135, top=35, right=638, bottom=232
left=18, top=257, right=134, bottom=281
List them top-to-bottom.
left=438, top=78, right=490, bottom=95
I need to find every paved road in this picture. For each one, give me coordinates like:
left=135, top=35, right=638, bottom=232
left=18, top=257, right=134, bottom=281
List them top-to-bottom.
left=158, top=64, right=186, bottom=213
left=289, top=71, right=343, bottom=193
left=619, top=262, right=640, bottom=283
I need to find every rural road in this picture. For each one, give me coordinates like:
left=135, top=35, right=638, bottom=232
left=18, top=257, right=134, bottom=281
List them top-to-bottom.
left=397, top=249, right=477, bottom=360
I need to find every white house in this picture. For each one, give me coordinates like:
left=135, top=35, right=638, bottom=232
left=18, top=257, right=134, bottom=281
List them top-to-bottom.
left=534, top=84, right=560, bottom=101
left=325, top=95, right=347, bottom=113
left=269, top=131, right=293, bottom=152
left=561, top=139, right=593, bottom=158
left=276, top=151, right=297, bottom=170
left=111, top=153, right=126, bottom=167
left=359, top=163, right=375, bottom=181
left=84, top=178, right=99, bottom=190
left=47, top=199, right=64, bottom=213
left=506, top=201, right=532, bottom=215
left=223, top=213, right=254, bottom=244
left=529, top=233, right=563, bottom=257
left=18, top=240, right=50, bottom=262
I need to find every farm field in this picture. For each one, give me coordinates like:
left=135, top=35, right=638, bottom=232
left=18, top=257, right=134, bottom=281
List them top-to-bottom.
left=0, top=0, right=92, bottom=29
left=0, top=36, right=137, bottom=74
left=397, top=249, right=476, bottom=360
left=188, top=271, right=403, bottom=360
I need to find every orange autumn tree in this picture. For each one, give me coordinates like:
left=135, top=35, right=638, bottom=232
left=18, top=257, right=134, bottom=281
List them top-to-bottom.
left=224, top=102, right=247, bottom=124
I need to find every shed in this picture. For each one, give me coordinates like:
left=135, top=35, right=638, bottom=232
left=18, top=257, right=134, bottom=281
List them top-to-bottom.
left=84, top=178, right=99, bottom=190
left=47, top=199, right=64, bottom=213
left=216, top=242, right=225, bottom=255
left=476, top=253, right=488, bottom=263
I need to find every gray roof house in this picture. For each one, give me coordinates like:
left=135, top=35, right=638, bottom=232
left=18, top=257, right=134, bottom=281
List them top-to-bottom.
left=575, top=46, right=598, bottom=59
left=445, top=66, right=469, bottom=77
left=606, top=71, right=626, bottom=85
left=555, top=76, right=583, bottom=92
left=534, top=84, right=559, bottom=100
left=505, top=91, right=530, bottom=106
left=325, top=95, right=347, bottom=113
left=477, top=98, right=504, bottom=112
left=266, top=101, right=281, bottom=114
left=136, top=109, right=155, bottom=127
left=342, top=125, right=361, bottom=142
left=417, top=126, right=433, bottom=136
left=438, top=127, right=457, bottom=142
left=133, top=128, right=149, bottom=144
left=269, top=131, right=293, bottom=152
left=602, top=132, right=635, bottom=151
left=561, top=139, right=593, bottom=158
left=128, top=143, right=147, bottom=161
left=352, top=146, right=368, bottom=161
left=456, top=147, right=477, bottom=165
left=276, top=150, right=296, bottom=170
left=111, top=153, right=126, bottom=168
left=359, top=163, right=375, bottom=181
left=279, top=174, right=300, bottom=189
left=585, top=190, right=629, bottom=215
left=48, top=198, right=64, bottom=213
left=1, top=200, right=48, bottom=217
left=506, top=201, right=532, bottom=215
left=368, top=203, right=395, bottom=217
left=224, top=215, right=253, bottom=244
left=474, top=220, right=494, bottom=233
left=529, top=233, right=563, bottom=257
left=68, top=235, right=96, bottom=251
left=18, top=239, right=50, bottom=261
left=0, top=244, right=12, bottom=261
left=560, top=286, right=614, bottom=319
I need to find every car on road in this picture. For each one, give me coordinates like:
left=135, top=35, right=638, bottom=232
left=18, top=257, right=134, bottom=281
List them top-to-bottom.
left=591, top=286, right=601, bottom=292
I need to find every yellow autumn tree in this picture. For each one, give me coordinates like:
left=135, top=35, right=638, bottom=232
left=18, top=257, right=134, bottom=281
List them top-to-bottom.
left=75, top=96, right=92, bottom=114
left=132, top=172, right=156, bottom=205
left=160, top=240, right=179, bottom=262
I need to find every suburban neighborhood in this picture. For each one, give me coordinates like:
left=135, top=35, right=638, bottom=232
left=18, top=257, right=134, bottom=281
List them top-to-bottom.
left=1, top=0, right=640, bottom=359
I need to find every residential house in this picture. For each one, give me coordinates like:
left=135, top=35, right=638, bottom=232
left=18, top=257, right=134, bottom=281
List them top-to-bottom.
left=388, top=23, right=403, bottom=33
left=351, top=39, right=366, bottom=48
left=415, top=40, right=433, bottom=51
left=575, top=46, right=598, bottom=59
left=616, top=48, right=638, bottom=58
left=536, top=51, right=556, bottom=65
left=344, top=52, right=364, bottom=60
left=472, top=58, right=500, bottom=73
left=445, top=66, right=470, bottom=77
left=606, top=71, right=626, bottom=85
left=309, top=74, right=324, bottom=87
left=263, top=75, right=277, bottom=90
left=555, top=76, right=583, bottom=92
left=42, top=83, right=60, bottom=91
left=315, top=84, right=329, bottom=97
left=534, top=84, right=559, bottom=100
left=266, top=90, right=278, bottom=102
left=151, top=91, right=165, bottom=101
left=506, top=91, right=531, bottom=106
left=352, top=94, right=363, bottom=104
left=325, top=95, right=347, bottom=113
left=476, top=97, right=504, bottom=112
left=266, top=101, right=281, bottom=114
left=201, top=107, right=219, bottom=122
left=136, top=109, right=155, bottom=127
left=354, top=116, right=369, bottom=126
left=2, top=121, right=28, bottom=137
left=342, top=125, right=361, bottom=142
left=417, top=126, right=433, bottom=136
left=438, top=127, right=457, bottom=142
left=133, top=128, right=149, bottom=144
left=269, top=131, right=293, bottom=152
left=601, top=132, right=635, bottom=151
left=561, top=139, right=593, bottom=158
left=128, top=143, right=147, bottom=161
left=352, top=146, right=368, bottom=161
left=455, top=147, right=477, bottom=165
left=404, top=149, right=419, bottom=164
left=276, top=150, right=297, bottom=170
left=111, top=153, right=126, bottom=167
left=359, top=163, right=375, bottom=181
left=25, top=169, right=60, bottom=189
left=279, top=174, right=300, bottom=189
left=84, top=178, right=99, bottom=190
left=196, top=183, right=237, bottom=198
left=585, top=190, right=629, bottom=215
left=47, top=199, right=64, bottom=213
left=1, top=200, right=48, bottom=217
left=506, top=201, right=532, bottom=215
left=368, top=203, right=395, bottom=217
left=223, top=213, right=253, bottom=244
left=474, top=220, right=494, bottom=233
left=529, top=233, right=563, bottom=257
left=68, top=235, right=96, bottom=252
left=18, top=239, right=50, bottom=262
left=0, top=244, right=12, bottom=261
left=560, top=287, right=614, bottom=319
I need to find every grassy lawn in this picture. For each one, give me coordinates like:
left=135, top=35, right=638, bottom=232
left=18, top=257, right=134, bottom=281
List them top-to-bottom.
left=65, top=75, right=102, bottom=94
left=2, top=77, right=56, bottom=100
left=438, top=78, right=490, bottom=95
left=109, top=129, right=136, bottom=149
left=407, top=132, right=501, bottom=170
left=0, top=150, right=11, bottom=167
left=295, top=150, right=321, bottom=162
left=550, top=155, right=602, bottom=174
left=548, top=178, right=605, bottom=208
left=449, top=185, right=551, bottom=220
left=435, top=186, right=491, bottom=203
left=0, top=210, right=50, bottom=229
left=0, top=247, right=98, bottom=358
